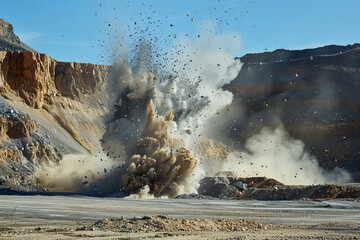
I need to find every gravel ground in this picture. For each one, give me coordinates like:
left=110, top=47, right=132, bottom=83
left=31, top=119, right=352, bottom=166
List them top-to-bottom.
left=0, top=195, right=359, bottom=239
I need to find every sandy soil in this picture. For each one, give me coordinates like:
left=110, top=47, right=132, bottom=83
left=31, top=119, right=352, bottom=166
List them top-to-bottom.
left=0, top=195, right=359, bottom=239
left=1, top=216, right=359, bottom=239
left=1, top=219, right=359, bottom=239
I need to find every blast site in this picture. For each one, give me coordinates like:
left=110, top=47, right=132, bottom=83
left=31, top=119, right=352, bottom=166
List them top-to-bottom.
left=0, top=1, right=359, bottom=239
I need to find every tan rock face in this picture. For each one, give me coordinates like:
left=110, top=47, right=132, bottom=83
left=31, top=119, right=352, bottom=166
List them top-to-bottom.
left=0, top=49, right=109, bottom=192
left=0, top=51, right=109, bottom=108
left=0, top=51, right=57, bottom=108
left=0, top=51, right=109, bottom=159
left=55, top=62, right=108, bottom=99
left=0, top=114, right=35, bottom=139
left=7, top=114, right=35, bottom=138
left=0, top=117, right=8, bottom=137
left=23, top=143, right=60, bottom=166
left=0, top=148, right=21, bottom=163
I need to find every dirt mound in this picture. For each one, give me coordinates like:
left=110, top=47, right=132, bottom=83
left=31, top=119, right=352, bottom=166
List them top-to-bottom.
left=194, top=176, right=360, bottom=200
left=197, top=176, right=285, bottom=199
left=197, top=177, right=242, bottom=199
left=238, top=177, right=284, bottom=189
left=240, top=184, right=360, bottom=200
left=314, top=184, right=360, bottom=199
left=175, top=193, right=216, bottom=200
left=90, top=215, right=270, bottom=233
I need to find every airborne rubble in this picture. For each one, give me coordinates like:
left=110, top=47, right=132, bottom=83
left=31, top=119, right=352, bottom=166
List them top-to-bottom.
left=0, top=18, right=359, bottom=197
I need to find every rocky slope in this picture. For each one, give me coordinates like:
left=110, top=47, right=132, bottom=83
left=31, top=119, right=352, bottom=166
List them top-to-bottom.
left=224, top=44, right=360, bottom=181
left=0, top=50, right=111, bottom=192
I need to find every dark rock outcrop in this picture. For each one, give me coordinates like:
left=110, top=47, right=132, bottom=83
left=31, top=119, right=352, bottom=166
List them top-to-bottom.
left=0, top=19, right=35, bottom=52
left=240, top=43, right=360, bottom=63
left=224, top=45, right=360, bottom=180
left=189, top=176, right=360, bottom=200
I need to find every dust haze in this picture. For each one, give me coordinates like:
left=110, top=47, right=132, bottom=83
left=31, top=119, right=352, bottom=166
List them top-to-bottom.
left=37, top=19, right=351, bottom=197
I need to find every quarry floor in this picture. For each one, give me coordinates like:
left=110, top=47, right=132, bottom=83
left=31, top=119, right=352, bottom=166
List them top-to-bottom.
left=0, top=195, right=359, bottom=239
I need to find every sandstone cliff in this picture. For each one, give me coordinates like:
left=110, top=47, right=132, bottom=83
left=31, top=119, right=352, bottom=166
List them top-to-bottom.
left=0, top=50, right=110, bottom=192
left=0, top=51, right=109, bottom=108
left=0, top=51, right=57, bottom=108
left=55, top=62, right=108, bottom=99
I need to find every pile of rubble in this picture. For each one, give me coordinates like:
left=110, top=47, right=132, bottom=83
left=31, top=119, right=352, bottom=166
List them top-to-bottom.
left=178, top=176, right=360, bottom=200
left=89, top=215, right=271, bottom=233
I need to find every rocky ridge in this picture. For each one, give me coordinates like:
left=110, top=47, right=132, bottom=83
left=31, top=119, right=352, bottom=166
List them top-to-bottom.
left=0, top=19, right=35, bottom=52
left=224, top=44, right=360, bottom=181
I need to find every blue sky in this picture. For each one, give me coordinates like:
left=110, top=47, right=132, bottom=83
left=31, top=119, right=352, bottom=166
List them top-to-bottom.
left=1, top=0, right=359, bottom=64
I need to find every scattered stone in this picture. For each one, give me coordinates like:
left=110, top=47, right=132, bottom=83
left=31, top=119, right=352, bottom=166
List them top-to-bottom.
left=89, top=216, right=272, bottom=233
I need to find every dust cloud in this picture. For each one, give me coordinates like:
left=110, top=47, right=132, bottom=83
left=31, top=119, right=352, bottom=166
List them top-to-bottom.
left=37, top=17, right=352, bottom=197
left=154, top=26, right=243, bottom=138
left=112, top=27, right=244, bottom=198
left=122, top=100, right=198, bottom=198
left=221, top=127, right=351, bottom=185
left=37, top=152, right=115, bottom=193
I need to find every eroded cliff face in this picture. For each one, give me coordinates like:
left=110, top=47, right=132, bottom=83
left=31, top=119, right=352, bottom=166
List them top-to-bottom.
left=0, top=51, right=110, bottom=192
left=0, top=51, right=109, bottom=108
left=0, top=51, right=57, bottom=108
left=55, top=62, right=108, bottom=100
left=0, top=114, right=35, bottom=138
